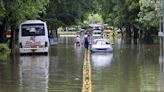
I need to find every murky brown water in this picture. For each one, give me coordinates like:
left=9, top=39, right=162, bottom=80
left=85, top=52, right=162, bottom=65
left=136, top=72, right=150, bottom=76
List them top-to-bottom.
left=0, top=37, right=163, bottom=92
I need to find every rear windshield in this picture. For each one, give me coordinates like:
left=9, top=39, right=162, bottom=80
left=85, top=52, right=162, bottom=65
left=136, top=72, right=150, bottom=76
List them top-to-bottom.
left=21, top=24, right=45, bottom=36
left=93, top=30, right=101, bottom=35
left=93, top=32, right=101, bottom=34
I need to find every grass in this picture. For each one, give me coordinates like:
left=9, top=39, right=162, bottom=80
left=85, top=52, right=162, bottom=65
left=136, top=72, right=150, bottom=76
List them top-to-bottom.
left=58, top=31, right=79, bottom=35
left=0, top=44, right=10, bottom=62
left=0, top=44, right=10, bottom=53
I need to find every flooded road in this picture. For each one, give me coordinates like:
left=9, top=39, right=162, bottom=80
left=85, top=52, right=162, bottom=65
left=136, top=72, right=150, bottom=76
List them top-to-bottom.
left=0, top=37, right=164, bottom=92
left=92, top=44, right=163, bottom=92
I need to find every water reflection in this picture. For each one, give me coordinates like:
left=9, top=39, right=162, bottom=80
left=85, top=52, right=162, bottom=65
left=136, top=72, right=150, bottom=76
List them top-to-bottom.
left=0, top=37, right=162, bottom=92
left=48, top=37, right=83, bottom=92
left=92, top=44, right=160, bottom=92
left=74, top=45, right=82, bottom=58
left=0, top=52, right=20, bottom=92
left=91, top=53, right=113, bottom=68
left=19, top=55, right=49, bottom=92
left=159, top=56, right=164, bottom=91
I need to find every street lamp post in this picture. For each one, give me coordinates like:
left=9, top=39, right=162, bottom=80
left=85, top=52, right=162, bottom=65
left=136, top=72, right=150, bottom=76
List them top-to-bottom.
left=157, top=0, right=163, bottom=55
left=157, top=0, right=163, bottom=56
left=158, top=0, right=164, bottom=91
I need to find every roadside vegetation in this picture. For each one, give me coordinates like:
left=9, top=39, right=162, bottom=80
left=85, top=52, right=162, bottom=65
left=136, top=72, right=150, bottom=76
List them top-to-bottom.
left=0, top=44, right=9, bottom=61
left=0, top=44, right=9, bottom=53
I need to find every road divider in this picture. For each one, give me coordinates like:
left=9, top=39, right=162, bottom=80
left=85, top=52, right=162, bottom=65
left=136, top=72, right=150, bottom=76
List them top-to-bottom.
left=82, top=49, right=92, bottom=92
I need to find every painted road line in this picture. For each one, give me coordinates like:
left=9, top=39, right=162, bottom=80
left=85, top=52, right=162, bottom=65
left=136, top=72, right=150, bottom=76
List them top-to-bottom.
left=82, top=49, right=92, bottom=92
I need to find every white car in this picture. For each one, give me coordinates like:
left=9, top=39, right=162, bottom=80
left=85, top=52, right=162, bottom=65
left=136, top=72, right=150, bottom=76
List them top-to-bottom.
left=91, top=39, right=113, bottom=53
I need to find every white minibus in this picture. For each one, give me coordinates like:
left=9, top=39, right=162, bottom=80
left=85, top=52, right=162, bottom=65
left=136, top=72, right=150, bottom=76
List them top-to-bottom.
left=19, top=20, right=49, bottom=54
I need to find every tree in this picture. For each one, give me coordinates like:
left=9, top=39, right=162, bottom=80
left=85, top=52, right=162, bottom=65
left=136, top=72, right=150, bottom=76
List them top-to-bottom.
left=0, top=0, right=49, bottom=48
left=43, top=0, right=99, bottom=29
left=137, top=0, right=159, bottom=44
left=137, top=0, right=159, bottom=29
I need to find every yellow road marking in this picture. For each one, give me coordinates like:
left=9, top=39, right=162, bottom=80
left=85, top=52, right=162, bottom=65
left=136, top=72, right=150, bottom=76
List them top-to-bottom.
left=82, top=49, right=92, bottom=92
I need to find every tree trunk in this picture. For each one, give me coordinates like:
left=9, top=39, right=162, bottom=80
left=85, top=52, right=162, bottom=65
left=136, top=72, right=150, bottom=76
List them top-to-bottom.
left=0, top=25, right=5, bottom=43
left=125, top=25, right=132, bottom=44
left=126, top=25, right=132, bottom=38
left=9, top=26, right=15, bottom=50
left=133, top=26, right=139, bottom=44
left=55, top=28, right=58, bottom=38
left=143, top=30, right=153, bottom=44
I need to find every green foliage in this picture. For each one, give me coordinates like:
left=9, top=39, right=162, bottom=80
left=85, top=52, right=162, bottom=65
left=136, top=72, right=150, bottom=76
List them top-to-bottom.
left=0, top=0, right=49, bottom=27
left=0, top=0, right=159, bottom=34
left=0, top=0, right=5, bottom=16
left=43, top=0, right=99, bottom=29
left=99, top=0, right=158, bottom=32
left=137, top=0, right=159, bottom=29
left=87, top=14, right=103, bottom=24
left=0, top=44, right=9, bottom=53
left=0, top=44, right=9, bottom=61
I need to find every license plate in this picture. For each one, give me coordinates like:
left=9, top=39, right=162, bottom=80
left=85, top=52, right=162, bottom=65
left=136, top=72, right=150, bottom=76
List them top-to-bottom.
left=31, top=45, right=37, bottom=48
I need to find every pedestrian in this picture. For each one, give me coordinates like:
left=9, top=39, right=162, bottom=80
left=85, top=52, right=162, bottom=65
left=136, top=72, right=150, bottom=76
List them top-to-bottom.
left=74, top=35, right=81, bottom=46
left=84, top=36, right=89, bottom=49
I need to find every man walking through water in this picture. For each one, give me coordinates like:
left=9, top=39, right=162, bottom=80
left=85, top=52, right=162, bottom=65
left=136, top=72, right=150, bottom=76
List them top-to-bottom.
left=84, top=35, right=89, bottom=49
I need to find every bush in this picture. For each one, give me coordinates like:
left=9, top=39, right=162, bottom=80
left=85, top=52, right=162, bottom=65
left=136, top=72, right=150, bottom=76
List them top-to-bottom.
left=0, top=44, right=9, bottom=53
left=0, top=44, right=10, bottom=62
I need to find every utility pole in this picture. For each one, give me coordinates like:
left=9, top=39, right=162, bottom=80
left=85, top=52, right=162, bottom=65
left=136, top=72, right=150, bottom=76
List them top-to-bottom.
left=158, top=0, right=163, bottom=56
left=158, top=0, right=162, bottom=54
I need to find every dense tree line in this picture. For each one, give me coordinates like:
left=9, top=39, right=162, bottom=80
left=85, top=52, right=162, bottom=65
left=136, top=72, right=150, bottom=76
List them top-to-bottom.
left=0, top=0, right=159, bottom=45
left=42, top=0, right=97, bottom=30
left=100, top=0, right=159, bottom=43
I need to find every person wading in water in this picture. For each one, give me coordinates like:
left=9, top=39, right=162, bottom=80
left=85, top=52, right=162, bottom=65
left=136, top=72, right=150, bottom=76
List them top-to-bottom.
left=84, top=35, right=89, bottom=49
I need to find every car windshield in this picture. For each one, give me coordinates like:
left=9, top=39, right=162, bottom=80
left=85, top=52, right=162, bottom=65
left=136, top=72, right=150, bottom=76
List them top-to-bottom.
left=21, top=24, right=45, bottom=36
left=93, top=40, right=109, bottom=45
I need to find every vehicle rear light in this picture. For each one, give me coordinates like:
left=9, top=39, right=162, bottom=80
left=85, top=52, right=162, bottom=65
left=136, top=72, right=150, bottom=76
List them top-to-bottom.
left=20, top=42, right=22, bottom=48
left=45, top=42, right=48, bottom=47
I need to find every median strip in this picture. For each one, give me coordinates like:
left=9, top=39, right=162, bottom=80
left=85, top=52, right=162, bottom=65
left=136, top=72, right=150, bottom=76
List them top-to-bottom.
left=82, top=49, right=92, bottom=92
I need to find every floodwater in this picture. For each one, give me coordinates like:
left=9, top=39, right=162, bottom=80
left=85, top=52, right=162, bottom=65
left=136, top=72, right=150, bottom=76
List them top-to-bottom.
left=0, top=37, right=163, bottom=92
left=92, top=43, right=164, bottom=92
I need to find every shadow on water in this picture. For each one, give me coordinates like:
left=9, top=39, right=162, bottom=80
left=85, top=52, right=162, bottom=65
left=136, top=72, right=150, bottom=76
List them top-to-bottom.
left=20, top=52, right=49, bottom=56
